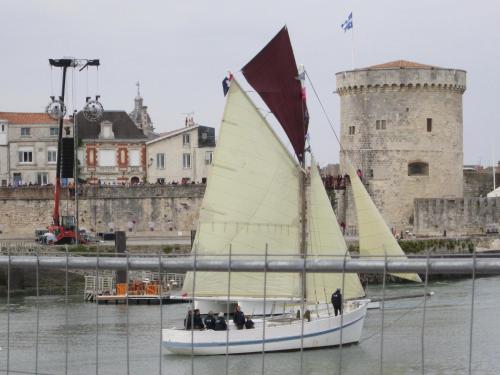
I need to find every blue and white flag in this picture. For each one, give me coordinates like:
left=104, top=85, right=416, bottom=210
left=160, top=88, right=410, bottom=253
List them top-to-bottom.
left=341, top=12, right=353, bottom=32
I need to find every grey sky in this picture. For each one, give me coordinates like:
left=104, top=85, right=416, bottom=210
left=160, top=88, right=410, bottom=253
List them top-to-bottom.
left=1, top=0, right=499, bottom=166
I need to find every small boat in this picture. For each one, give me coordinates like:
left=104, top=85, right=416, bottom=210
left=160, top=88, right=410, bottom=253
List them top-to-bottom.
left=163, top=26, right=420, bottom=355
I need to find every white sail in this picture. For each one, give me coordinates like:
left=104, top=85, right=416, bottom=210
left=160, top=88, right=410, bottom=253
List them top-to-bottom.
left=183, top=80, right=302, bottom=299
left=306, top=161, right=365, bottom=302
left=347, top=164, right=422, bottom=282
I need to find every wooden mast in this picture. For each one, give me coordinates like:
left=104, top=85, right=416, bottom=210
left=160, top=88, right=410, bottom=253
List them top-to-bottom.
left=299, top=156, right=308, bottom=302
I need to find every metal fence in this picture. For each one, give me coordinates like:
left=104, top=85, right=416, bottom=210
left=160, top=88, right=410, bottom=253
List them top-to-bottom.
left=1, top=250, right=499, bottom=374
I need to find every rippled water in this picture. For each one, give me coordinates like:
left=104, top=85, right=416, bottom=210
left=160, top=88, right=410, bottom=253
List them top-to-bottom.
left=1, top=276, right=499, bottom=374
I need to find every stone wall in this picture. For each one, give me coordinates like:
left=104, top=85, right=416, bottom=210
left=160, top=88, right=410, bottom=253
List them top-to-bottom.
left=464, top=170, right=499, bottom=197
left=0, top=185, right=205, bottom=235
left=414, top=197, right=500, bottom=236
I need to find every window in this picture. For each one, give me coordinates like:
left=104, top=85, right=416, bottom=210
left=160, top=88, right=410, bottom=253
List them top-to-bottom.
left=427, top=118, right=432, bottom=132
left=375, top=120, right=386, bottom=130
left=1, top=124, right=4, bottom=132
left=348, top=126, right=355, bottom=135
left=21, top=127, right=31, bottom=136
left=50, top=127, right=59, bottom=136
left=201, top=132, right=208, bottom=140
left=182, top=133, right=190, bottom=146
left=18, top=149, right=33, bottom=163
left=47, top=149, right=57, bottom=163
left=98, top=149, right=116, bottom=167
left=129, top=150, right=141, bottom=167
left=205, top=151, right=213, bottom=165
left=156, top=153, right=165, bottom=169
left=183, top=153, right=191, bottom=169
left=408, top=162, right=429, bottom=176
left=36, top=172, right=49, bottom=185
left=157, top=178, right=165, bottom=184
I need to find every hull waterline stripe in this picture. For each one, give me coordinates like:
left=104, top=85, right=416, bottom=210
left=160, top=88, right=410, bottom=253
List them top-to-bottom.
left=164, top=314, right=365, bottom=349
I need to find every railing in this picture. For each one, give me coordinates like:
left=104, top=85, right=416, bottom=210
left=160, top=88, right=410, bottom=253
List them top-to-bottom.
left=0, top=250, right=498, bottom=374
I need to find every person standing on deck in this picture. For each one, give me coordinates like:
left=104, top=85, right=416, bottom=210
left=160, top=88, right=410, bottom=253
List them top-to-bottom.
left=331, top=289, right=343, bottom=316
left=233, top=305, right=246, bottom=329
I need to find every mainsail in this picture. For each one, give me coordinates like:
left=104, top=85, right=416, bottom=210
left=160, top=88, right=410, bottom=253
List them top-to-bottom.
left=242, top=26, right=308, bottom=162
left=182, top=80, right=303, bottom=299
left=306, top=161, right=366, bottom=301
left=347, top=164, right=422, bottom=283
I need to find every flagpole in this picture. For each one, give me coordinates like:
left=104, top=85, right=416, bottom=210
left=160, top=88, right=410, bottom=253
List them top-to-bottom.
left=351, top=23, right=355, bottom=69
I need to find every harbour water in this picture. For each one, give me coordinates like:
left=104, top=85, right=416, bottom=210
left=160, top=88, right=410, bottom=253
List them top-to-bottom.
left=1, top=276, right=499, bottom=374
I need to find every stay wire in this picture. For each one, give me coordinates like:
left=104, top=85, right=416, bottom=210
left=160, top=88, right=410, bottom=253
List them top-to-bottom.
left=304, top=70, right=342, bottom=149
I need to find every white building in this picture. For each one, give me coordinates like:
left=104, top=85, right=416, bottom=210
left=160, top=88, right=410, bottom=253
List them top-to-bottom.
left=76, top=111, right=147, bottom=184
left=0, top=112, right=73, bottom=186
left=0, top=118, right=8, bottom=186
left=146, top=119, right=215, bottom=184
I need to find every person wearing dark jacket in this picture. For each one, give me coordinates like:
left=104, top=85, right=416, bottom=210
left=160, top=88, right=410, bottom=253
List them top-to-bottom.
left=331, top=288, right=343, bottom=316
left=233, top=305, right=246, bottom=329
left=184, top=309, right=193, bottom=330
left=193, top=309, right=205, bottom=330
left=204, top=311, right=216, bottom=330
left=214, top=312, right=227, bottom=331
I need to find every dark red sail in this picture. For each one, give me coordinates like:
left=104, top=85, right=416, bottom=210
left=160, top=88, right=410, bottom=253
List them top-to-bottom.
left=242, top=26, right=309, bottom=162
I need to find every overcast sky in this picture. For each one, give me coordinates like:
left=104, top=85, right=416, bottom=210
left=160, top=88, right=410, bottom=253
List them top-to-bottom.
left=2, top=0, right=499, bottom=166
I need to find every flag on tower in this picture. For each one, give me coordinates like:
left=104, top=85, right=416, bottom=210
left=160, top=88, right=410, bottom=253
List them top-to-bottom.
left=341, top=12, right=353, bottom=32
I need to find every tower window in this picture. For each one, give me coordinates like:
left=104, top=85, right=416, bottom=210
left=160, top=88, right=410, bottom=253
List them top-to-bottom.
left=427, top=118, right=432, bottom=132
left=375, top=120, right=386, bottom=130
left=348, top=126, right=355, bottom=135
left=408, top=162, right=429, bottom=176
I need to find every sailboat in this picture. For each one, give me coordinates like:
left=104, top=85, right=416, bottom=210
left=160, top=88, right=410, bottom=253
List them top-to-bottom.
left=162, top=27, right=418, bottom=355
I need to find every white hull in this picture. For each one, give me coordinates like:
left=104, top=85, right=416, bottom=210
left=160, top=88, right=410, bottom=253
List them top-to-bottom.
left=163, top=300, right=368, bottom=355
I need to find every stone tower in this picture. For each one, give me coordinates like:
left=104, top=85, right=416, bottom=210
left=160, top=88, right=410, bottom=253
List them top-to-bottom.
left=335, top=60, right=466, bottom=233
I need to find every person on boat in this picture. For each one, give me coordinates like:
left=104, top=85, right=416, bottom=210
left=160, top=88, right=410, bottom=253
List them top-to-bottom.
left=331, top=289, right=343, bottom=316
left=233, top=305, right=246, bottom=329
left=184, top=308, right=193, bottom=330
left=193, top=309, right=205, bottom=330
left=204, top=310, right=216, bottom=330
left=214, top=312, right=227, bottom=331
left=244, top=316, right=254, bottom=329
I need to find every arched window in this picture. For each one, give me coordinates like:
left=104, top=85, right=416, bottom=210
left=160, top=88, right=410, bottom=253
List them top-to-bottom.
left=408, top=162, right=429, bottom=176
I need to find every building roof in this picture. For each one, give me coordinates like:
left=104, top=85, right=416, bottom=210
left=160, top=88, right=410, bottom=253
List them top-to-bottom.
left=366, top=60, right=436, bottom=70
left=76, top=111, right=147, bottom=140
left=0, top=112, right=70, bottom=125
left=146, top=124, right=199, bottom=145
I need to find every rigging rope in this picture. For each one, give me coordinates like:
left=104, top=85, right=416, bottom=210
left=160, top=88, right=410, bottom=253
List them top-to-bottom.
left=304, top=70, right=342, bottom=149
left=359, top=298, right=427, bottom=344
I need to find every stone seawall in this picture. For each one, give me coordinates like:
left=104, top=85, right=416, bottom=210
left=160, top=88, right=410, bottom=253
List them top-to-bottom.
left=0, top=185, right=206, bottom=235
left=414, top=197, right=500, bottom=236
